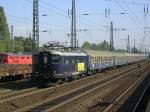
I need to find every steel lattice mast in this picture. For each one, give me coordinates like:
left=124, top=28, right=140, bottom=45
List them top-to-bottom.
left=32, top=0, right=39, bottom=76
left=33, top=0, right=39, bottom=50
left=71, top=0, right=77, bottom=48
left=110, top=21, right=114, bottom=51
left=10, top=25, right=14, bottom=52
left=127, top=34, right=130, bottom=53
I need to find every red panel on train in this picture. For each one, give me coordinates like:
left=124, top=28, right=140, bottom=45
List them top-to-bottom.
left=0, top=53, right=32, bottom=65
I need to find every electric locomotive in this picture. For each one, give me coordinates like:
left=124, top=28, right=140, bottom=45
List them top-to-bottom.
left=33, top=42, right=89, bottom=82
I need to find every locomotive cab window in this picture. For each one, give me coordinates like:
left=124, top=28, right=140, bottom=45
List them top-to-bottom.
left=44, top=54, right=48, bottom=64
left=52, top=55, right=60, bottom=64
left=65, top=59, right=69, bottom=64
left=72, top=59, right=75, bottom=64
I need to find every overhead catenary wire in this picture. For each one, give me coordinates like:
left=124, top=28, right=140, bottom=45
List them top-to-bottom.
left=3, top=0, right=149, bottom=51
left=25, top=0, right=106, bottom=32
left=111, top=0, right=150, bottom=6
left=112, top=0, right=146, bottom=51
left=113, top=0, right=143, bottom=30
left=121, top=0, right=143, bottom=26
left=7, top=13, right=67, bottom=32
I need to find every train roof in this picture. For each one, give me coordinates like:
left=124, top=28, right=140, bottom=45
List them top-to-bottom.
left=83, top=49, right=145, bottom=57
left=49, top=50, right=88, bottom=56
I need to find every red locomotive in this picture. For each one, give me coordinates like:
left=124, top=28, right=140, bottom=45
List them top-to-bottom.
left=0, top=53, right=32, bottom=79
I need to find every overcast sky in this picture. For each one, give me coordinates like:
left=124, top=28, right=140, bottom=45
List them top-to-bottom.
left=0, top=0, right=150, bottom=50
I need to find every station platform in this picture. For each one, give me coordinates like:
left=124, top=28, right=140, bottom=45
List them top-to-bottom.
left=146, top=100, right=150, bottom=112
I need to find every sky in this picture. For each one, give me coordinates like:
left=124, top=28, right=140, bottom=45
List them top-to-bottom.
left=0, top=0, right=150, bottom=50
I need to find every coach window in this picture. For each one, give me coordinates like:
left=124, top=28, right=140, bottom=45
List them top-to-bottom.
left=52, top=55, right=60, bottom=64
left=91, top=57, right=93, bottom=62
left=92, top=57, right=94, bottom=63
left=95, top=57, right=96, bottom=62
left=98, top=57, right=100, bottom=62
left=98, top=57, right=99, bottom=62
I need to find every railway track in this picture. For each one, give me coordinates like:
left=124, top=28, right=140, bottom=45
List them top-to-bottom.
left=0, top=60, right=148, bottom=112
left=0, top=61, right=139, bottom=98
left=45, top=63, right=150, bottom=112
left=0, top=64, right=118, bottom=99
left=87, top=64, right=150, bottom=112
left=115, top=66, right=150, bottom=112
left=102, top=70, right=150, bottom=112
left=0, top=79, right=38, bottom=97
left=0, top=79, right=28, bottom=87
left=132, top=79, right=150, bottom=112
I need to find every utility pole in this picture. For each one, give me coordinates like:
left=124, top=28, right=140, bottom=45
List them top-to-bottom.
left=32, top=0, right=39, bottom=76
left=71, top=0, right=77, bottom=48
left=110, top=21, right=114, bottom=51
left=10, top=25, right=14, bottom=52
left=127, top=34, right=130, bottom=53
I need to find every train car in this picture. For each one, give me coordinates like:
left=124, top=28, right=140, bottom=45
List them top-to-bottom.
left=33, top=41, right=146, bottom=84
left=83, top=49, right=146, bottom=72
left=34, top=50, right=88, bottom=82
left=0, top=53, right=32, bottom=79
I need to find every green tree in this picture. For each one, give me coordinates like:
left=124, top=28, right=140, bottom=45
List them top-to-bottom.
left=0, top=6, right=10, bottom=52
left=13, top=36, right=32, bottom=53
left=14, top=37, right=24, bottom=52
left=24, top=38, right=32, bottom=52
left=82, top=40, right=110, bottom=51
left=100, top=40, right=109, bottom=51
left=82, top=41, right=91, bottom=49
left=91, top=43, right=98, bottom=50
left=116, top=49, right=126, bottom=53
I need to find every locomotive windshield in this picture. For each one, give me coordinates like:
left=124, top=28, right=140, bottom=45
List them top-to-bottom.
left=52, top=55, right=60, bottom=64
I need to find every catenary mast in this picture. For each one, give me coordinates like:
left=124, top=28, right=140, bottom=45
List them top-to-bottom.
left=71, top=0, right=77, bottom=48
